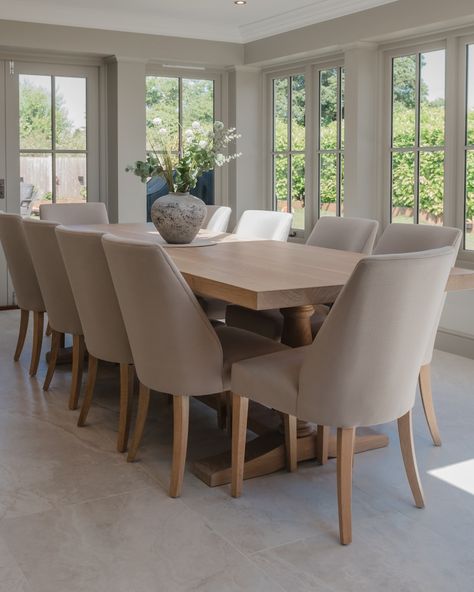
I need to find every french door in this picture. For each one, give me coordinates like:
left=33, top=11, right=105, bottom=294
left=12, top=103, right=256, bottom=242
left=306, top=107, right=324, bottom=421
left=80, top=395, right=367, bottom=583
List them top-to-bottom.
left=0, top=61, right=100, bottom=306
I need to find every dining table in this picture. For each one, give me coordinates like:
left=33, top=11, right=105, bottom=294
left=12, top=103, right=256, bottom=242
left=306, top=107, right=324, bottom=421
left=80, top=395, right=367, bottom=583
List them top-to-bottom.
left=74, top=221, right=474, bottom=487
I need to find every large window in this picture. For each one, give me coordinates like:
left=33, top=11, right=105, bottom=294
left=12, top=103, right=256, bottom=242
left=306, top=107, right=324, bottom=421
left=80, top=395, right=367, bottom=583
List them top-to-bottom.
left=465, top=44, right=474, bottom=250
left=390, top=49, right=446, bottom=225
left=318, top=66, right=344, bottom=217
left=271, top=74, right=306, bottom=230
left=145, top=75, right=215, bottom=212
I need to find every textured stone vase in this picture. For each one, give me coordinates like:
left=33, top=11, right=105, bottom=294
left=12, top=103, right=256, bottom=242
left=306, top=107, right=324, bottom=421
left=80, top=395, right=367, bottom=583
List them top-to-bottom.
left=151, top=192, right=206, bottom=244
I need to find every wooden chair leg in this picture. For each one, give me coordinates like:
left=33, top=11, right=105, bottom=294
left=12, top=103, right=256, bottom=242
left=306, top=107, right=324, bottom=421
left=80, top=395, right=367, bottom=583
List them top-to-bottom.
left=14, top=309, right=29, bottom=362
left=29, top=311, right=44, bottom=377
left=45, top=322, right=52, bottom=337
left=43, top=330, right=61, bottom=390
left=68, top=334, right=85, bottom=410
left=77, top=355, right=99, bottom=427
left=117, top=364, right=134, bottom=453
left=419, top=364, right=441, bottom=446
left=127, top=383, right=151, bottom=462
left=216, top=392, right=227, bottom=430
left=231, top=393, right=249, bottom=498
left=169, top=395, right=190, bottom=498
left=398, top=410, right=425, bottom=509
left=283, top=414, right=298, bottom=472
left=316, top=424, right=330, bottom=465
left=337, top=427, right=355, bottom=545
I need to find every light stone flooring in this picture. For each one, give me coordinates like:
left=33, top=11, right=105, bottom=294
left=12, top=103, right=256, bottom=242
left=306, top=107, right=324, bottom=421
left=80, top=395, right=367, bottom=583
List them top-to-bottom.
left=0, top=309, right=473, bottom=592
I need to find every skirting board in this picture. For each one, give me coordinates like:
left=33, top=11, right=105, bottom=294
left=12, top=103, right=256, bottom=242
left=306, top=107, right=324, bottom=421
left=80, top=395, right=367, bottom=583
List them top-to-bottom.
left=435, top=328, right=474, bottom=360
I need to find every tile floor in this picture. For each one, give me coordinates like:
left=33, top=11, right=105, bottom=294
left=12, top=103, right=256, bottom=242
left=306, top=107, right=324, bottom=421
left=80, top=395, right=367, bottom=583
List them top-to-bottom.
left=0, top=309, right=473, bottom=591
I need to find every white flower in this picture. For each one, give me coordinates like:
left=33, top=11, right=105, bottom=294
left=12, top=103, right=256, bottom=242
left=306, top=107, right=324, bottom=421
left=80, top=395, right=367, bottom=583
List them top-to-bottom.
left=152, top=117, right=162, bottom=125
left=192, top=121, right=201, bottom=130
left=214, top=121, right=224, bottom=131
left=158, top=128, right=167, bottom=135
left=185, top=129, right=194, bottom=138
left=199, top=140, right=208, bottom=149
left=215, top=153, right=226, bottom=166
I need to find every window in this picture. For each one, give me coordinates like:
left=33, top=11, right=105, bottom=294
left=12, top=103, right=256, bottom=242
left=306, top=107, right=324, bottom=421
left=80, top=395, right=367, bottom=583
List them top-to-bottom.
left=465, top=44, right=474, bottom=250
left=390, top=49, right=446, bottom=225
left=318, top=67, right=344, bottom=217
left=271, top=74, right=306, bottom=230
left=145, top=75, right=215, bottom=212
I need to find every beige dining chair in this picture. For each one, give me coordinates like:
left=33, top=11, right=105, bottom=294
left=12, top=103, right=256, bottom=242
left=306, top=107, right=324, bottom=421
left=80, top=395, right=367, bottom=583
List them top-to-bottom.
left=39, top=202, right=109, bottom=225
left=202, top=205, right=232, bottom=233
left=0, top=212, right=45, bottom=375
left=226, top=216, right=379, bottom=340
left=23, top=219, right=85, bottom=409
left=374, top=223, right=462, bottom=446
left=56, top=226, right=135, bottom=452
left=102, top=233, right=288, bottom=498
left=230, top=247, right=455, bottom=545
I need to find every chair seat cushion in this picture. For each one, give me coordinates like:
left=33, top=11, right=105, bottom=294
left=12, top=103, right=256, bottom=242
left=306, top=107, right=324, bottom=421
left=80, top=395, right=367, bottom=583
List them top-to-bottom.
left=214, top=325, right=288, bottom=389
left=231, top=346, right=311, bottom=416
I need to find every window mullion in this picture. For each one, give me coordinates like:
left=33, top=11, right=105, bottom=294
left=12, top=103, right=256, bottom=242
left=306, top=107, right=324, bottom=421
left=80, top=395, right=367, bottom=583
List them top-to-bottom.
left=414, top=54, right=421, bottom=224
left=51, top=76, right=57, bottom=204
left=288, top=76, right=292, bottom=216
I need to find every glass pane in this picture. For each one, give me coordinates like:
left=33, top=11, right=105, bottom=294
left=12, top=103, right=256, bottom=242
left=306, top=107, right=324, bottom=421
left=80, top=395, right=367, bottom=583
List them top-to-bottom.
left=467, top=45, right=474, bottom=146
left=420, top=50, right=445, bottom=148
left=392, top=55, right=416, bottom=148
left=319, top=68, right=338, bottom=150
left=340, top=68, right=345, bottom=149
left=291, top=74, right=305, bottom=151
left=19, top=75, right=52, bottom=150
left=55, top=77, right=86, bottom=150
left=146, top=77, right=179, bottom=151
left=182, top=78, right=214, bottom=134
left=273, top=78, right=288, bottom=151
left=391, top=151, right=415, bottom=223
left=419, top=151, right=444, bottom=225
left=466, top=151, right=474, bottom=250
left=20, top=153, right=52, bottom=217
left=319, top=153, right=337, bottom=216
left=340, top=153, right=345, bottom=216
left=55, top=154, right=87, bottom=203
left=291, top=154, right=305, bottom=230
left=274, top=155, right=288, bottom=212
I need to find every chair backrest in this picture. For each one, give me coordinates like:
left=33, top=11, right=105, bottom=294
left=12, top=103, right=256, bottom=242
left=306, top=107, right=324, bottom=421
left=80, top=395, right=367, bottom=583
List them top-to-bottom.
left=39, top=203, right=109, bottom=225
left=202, top=206, right=232, bottom=233
left=233, top=210, right=293, bottom=241
left=0, top=212, right=44, bottom=312
left=306, top=216, right=379, bottom=254
left=23, top=219, right=82, bottom=335
left=375, top=223, right=462, bottom=364
left=56, top=226, right=132, bottom=364
left=102, top=234, right=224, bottom=396
left=298, top=248, right=455, bottom=428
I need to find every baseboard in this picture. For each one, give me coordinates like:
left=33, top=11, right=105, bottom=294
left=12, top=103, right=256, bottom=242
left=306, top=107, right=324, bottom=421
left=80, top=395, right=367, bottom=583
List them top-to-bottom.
left=435, top=327, right=474, bottom=360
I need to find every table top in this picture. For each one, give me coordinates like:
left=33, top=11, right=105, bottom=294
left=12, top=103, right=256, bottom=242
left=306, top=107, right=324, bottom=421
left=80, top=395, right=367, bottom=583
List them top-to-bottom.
left=76, top=222, right=474, bottom=310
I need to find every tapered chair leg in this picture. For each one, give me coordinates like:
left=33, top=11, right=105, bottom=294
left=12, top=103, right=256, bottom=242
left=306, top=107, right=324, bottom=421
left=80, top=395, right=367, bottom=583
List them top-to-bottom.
left=14, top=309, right=29, bottom=362
left=29, top=311, right=44, bottom=377
left=45, top=322, right=52, bottom=337
left=43, top=330, right=62, bottom=390
left=68, top=334, right=85, bottom=410
left=77, top=355, right=99, bottom=427
left=117, top=364, right=135, bottom=453
left=419, top=364, right=441, bottom=446
left=127, top=383, right=151, bottom=462
left=231, top=393, right=249, bottom=498
left=169, top=395, right=190, bottom=498
left=398, top=410, right=425, bottom=509
left=283, top=414, right=298, bottom=472
left=316, top=425, right=330, bottom=465
left=337, top=427, right=355, bottom=545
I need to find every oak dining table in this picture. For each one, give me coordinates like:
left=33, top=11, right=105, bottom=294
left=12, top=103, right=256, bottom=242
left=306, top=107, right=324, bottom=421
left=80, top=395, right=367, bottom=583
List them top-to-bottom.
left=75, top=221, right=474, bottom=487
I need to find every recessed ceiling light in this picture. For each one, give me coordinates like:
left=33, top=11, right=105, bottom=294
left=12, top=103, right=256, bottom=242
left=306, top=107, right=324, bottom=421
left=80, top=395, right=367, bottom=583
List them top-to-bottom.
left=234, top=1, right=247, bottom=5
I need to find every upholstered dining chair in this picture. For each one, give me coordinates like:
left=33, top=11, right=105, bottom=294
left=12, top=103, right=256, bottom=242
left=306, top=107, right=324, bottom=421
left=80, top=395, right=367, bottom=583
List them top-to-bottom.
left=39, top=202, right=109, bottom=225
left=202, top=205, right=232, bottom=233
left=233, top=210, right=293, bottom=241
left=0, top=212, right=45, bottom=375
left=226, top=216, right=379, bottom=340
left=23, top=219, right=85, bottom=409
left=374, top=223, right=462, bottom=446
left=56, top=226, right=135, bottom=452
left=102, top=233, right=288, bottom=498
left=230, top=247, right=455, bottom=545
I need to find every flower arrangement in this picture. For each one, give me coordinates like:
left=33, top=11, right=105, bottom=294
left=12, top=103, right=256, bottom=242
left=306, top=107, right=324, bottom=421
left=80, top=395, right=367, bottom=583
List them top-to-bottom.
left=126, top=119, right=241, bottom=193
